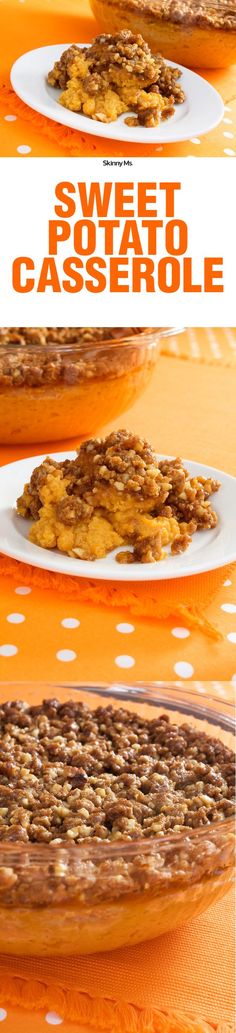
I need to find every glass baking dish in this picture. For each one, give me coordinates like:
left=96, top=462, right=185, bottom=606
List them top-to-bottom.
left=90, top=0, right=236, bottom=68
left=0, top=328, right=181, bottom=446
left=0, top=682, right=234, bottom=956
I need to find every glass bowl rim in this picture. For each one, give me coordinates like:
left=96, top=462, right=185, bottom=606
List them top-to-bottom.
left=0, top=327, right=185, bottom=353
left=0, top=680, right=234, bottom=862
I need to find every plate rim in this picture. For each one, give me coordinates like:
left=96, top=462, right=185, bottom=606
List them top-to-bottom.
left=10, top=42, right=224, bottom=145
left=0, top=450, right=235, bottom=583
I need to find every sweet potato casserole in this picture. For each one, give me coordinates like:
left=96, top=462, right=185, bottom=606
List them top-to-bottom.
left=90, top=0, right=236, bottom=68
left=48, top=31, right=185, bottom=127
left=0, top=327, right=159, bottom=444
left=17, top=430, right=220, bottom=563
left=0, top=690, right=234, bottom=954
left=0, top=697, right=234, bottom=850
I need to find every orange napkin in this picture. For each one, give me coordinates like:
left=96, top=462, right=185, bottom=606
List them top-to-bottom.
left=1, top=0, right=236, bottom=158
left=0, top=554, right=234, bottom=640
left=0, top=890, right=234, bottom=1032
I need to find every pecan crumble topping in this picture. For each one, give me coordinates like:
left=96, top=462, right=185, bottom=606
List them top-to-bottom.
left=47, top=31, right=185, bottom=127
left=0, top=328, right=146, bottom=346
left=17, top=430, right=220, bottom=563
left=0, top=700, right=233, bottom=843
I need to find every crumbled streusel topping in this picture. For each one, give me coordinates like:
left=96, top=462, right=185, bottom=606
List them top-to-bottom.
left=48, top=31, right=185, bottom=128
left=0, top=699, right=234, bottom=846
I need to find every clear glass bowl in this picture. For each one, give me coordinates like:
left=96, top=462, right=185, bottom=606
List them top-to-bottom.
left=90, top=0, right=236, bottom=68
left=0, top=328, right=181, bottom=446
left=0, top=682, right=234, bottom=956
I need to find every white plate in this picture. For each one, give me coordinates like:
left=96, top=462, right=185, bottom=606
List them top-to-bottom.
left=10, top=43, right=224, bottom=145
left=0, top=452, right=236, bottom=582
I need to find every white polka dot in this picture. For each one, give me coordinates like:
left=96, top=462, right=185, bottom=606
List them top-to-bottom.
left=224, top=106, right=232, bottom=112
left=4, top=114, right=17, bottom=121
left=223, top=117, right=233, bottom=124
left=223, top=132, right=234, bottom=139
left=190, top=137, right=201, bottom=144
left=17, top=145, right=31, bottom=154
left=224, top=149, right=235, bottom=156
left=223, top=579, right=232, bottom=587
left=15, top=585, right=32, bottom=595
left=221, top=603, right=236, bottom=614
left=6, top=612, right=25, bottom=624
left=61, top=618, right=80, bottom=629
left=116, top=623, right=135, bottom=634
left=171, top=627, right=190, bottom=639
left=227, top=633, right=236, bottom=644
left=0, top=644, right=18, bottom=657
left=56, top=649, right=77, bottom=662
left=115, top=655, right=135, bottom=669
left=174, top=661, right=194, bottom=679
left=231, top=674, right=236, bottom=685
left=0, top=1010, right=7, bottom=1022
left=45, top=1014, right=63, bottom=1026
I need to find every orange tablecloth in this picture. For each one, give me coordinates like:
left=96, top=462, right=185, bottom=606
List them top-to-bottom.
left=0, top=0, right=235, bottom=157
left=0, top=886, right=235, bottom=1032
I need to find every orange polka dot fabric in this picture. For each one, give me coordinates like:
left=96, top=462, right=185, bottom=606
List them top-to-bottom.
left=0, top=0, right=235, bottom=157
left=0, top=560, right=236, bottom=684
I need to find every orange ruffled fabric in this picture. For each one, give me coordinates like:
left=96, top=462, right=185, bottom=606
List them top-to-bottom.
left=0, top=554, right=234, bottom=639
left=0, top=889, right=234, bottom=1032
